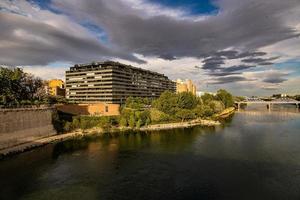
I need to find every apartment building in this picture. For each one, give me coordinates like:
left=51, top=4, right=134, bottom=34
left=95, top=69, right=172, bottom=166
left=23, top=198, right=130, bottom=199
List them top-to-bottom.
left=65, top=61, right=176, bottom=104
left=45, top=79, right=65, bottom=97
left=176, top=79, right=197, bottom=95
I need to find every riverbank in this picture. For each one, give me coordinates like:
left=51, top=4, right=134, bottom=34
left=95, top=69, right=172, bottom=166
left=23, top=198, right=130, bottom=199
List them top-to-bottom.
left=0, top=108, right=235, bottom=158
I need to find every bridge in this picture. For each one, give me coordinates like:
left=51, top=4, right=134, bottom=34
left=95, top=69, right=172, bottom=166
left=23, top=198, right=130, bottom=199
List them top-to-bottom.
left=235, top=99, right=300, bottom=111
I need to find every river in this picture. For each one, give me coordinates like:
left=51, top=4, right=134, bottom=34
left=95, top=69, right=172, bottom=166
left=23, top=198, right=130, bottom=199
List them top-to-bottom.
left=0, top=106, right=300, bottom=200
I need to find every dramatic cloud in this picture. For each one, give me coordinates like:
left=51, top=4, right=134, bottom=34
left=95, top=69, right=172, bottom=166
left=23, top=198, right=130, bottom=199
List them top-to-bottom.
left=0, top=0, right=300, bottom=95
left=0, top=0, right=144, bottom=66
left=52, top=0, right=300, bottom=60
left=209, top=76, right=248, bottom=84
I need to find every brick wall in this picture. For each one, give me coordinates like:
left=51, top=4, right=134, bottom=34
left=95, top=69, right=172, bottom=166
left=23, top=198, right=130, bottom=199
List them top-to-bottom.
left=56, top=103, right=120, bottom=116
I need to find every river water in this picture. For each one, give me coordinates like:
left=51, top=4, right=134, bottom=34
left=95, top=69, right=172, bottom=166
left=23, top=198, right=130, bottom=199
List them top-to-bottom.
left=1, top=107, right=300, bottom=200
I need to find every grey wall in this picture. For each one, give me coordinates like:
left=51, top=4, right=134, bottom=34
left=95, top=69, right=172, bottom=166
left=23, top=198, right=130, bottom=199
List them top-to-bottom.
left=0, top=108, right=56, bottom=150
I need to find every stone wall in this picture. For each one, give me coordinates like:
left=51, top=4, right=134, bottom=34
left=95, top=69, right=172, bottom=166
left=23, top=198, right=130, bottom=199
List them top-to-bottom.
left=0, top=108, right=56, bottom=150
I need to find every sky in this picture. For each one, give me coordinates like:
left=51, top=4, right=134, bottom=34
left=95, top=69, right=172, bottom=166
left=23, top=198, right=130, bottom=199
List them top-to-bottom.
left=0, top=0, right=300, bottom=96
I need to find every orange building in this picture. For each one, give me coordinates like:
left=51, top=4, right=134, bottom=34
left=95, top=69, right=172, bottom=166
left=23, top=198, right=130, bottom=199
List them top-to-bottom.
left=47, top=79, right=65, bottom=97
left=176, top=79, right=196, bottom=95
left=56, top=103, right=120, bottom=116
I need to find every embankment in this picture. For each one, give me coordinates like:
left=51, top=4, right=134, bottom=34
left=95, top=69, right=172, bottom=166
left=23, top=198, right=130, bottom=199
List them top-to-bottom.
left=0, top=107, right=56, bottom=151
left=0, top=108, right=235, bottom=158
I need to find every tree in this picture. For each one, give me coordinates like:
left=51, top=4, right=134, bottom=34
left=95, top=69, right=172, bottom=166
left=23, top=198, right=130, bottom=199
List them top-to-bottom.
left=0, top=67, right=43, bottom=105
left=216, top=89, right=234, bottom=108
left=152, top=91, right=178, bottom=115
left=176, top=92, right=198, bottom=109
left=201, top=93, right=215, bottom=105
left=294, top=95, right=300, bottom=101
left=175, top=109, right=195, bottom=122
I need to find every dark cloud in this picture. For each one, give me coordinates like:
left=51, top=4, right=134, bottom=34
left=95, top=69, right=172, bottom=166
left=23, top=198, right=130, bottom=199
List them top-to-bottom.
left=0, top=0, right=299, bottom=86
left=52, top=0, right=300, bottom=62
left=0, top=8, right=145, bottom=66
left=212, top=50, right=268, bottom=60
left=159, top=54, right=177, bottom=60
left=202, top=56, right=225, bottom=70
left=241, top=56, right=279, bottom=65
left=257, top=62, right=274, bottom=66
left=206, top=65, right=255, bottom=77
left=222, top=65, right=255, bottom=73
left=209, top=72, right=240, bottom=77
left=210, top=76, right=248, bottom=84
left=263, top=77, right=287, bottom=83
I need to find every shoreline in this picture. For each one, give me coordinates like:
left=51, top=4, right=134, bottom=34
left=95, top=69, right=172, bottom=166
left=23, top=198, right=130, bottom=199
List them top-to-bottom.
left=0, top=108, right=235, bottom=159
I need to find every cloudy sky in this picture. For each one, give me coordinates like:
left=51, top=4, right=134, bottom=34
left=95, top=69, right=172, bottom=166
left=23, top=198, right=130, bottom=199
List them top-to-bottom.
left=0, top=0, right=300, bottom=96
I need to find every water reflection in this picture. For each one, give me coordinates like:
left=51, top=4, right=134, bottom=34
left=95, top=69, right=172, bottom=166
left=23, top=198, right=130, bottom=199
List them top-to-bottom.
left=0, top=109, right=300, bottom=200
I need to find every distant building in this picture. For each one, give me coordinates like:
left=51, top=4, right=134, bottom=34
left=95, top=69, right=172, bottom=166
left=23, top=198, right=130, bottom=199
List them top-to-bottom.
left=65, top=61, right=176, bottom=104
left=46, top=79, right=65, bottom=97
left=176, top=79, right=196, bottom=95
left=196, top=91, right=216, bottom=97
left=272, top=94, right=287, bottom=98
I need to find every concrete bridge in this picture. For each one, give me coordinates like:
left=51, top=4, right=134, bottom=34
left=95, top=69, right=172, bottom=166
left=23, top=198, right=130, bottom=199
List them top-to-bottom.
left=235, top=100, right=300, bottom=111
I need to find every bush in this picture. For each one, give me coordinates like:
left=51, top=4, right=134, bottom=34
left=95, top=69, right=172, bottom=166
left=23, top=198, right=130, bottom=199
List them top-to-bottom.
left=150, top=108, right=172, bottom=122
left=175, top=109, right=196, bottom=122
left=129, top=113, right=136, bottom=128
left=119, top=117, right=128, bottom=127
left=72, top=118, right=80, bottom=129
left=80, top=119, right=89, bottom=130
left=136, top=119, right=142, bottom=129
left=64, top=121, right=72, bottom=132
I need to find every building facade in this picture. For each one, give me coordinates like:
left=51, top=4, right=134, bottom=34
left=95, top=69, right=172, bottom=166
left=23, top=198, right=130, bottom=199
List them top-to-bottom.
left=65, top=61, right=176, bottom=104
left=46, top=79, right=66, bottom=97
left=176, top=79, right=196, bottom=95
left=56, top=103, right=120, bottom=116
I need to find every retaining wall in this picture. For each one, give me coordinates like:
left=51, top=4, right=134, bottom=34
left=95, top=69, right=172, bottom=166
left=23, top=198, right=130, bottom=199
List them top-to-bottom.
left=0, top=108, right=56, bottom=150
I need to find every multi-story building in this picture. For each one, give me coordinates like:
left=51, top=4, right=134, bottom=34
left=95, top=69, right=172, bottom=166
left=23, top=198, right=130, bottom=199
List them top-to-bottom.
left=65, top=61, right=176, bottom=104
left=45, top=79, right=66, bottom=97
left=176, top=79, right=197, bottom=95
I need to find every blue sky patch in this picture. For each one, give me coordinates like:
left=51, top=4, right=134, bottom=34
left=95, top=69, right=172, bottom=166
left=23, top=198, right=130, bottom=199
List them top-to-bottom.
left=147, top=0, right=219, bottom=15
left=80, top=21, right=109, bottom=44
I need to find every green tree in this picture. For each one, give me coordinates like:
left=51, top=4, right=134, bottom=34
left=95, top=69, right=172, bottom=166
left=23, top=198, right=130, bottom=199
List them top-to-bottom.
left=0, top=67, right=43, bottom=105
left=216, top=89, right=234, bottom=108
left=152, top=91, right=178, bottom=115
left=176, top=92, right=198, bottom=109
left=201, top=93, right=215, bottom=105
left=294, top=95, right=300, bottom=101
left=175, top=109, right=195, bottom=122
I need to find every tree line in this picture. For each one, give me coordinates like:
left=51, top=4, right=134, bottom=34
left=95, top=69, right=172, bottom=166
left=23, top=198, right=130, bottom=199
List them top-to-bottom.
left=0, top=66, right=66, bottom=107
left=61, top=90, right=234, bottom=132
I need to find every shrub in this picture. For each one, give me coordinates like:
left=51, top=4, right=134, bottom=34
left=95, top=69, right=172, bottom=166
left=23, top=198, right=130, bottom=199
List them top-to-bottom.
left=175, top=109, right=196, bottom=122
left=129, top=113, right=136, bottom=128
left=119, top=117, right=128, bottom=127
left=72, top=118, right=80, bottom=129
left=136, top=119, right=142, bottom=129
left=64, top=121, right=72, bottom=132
